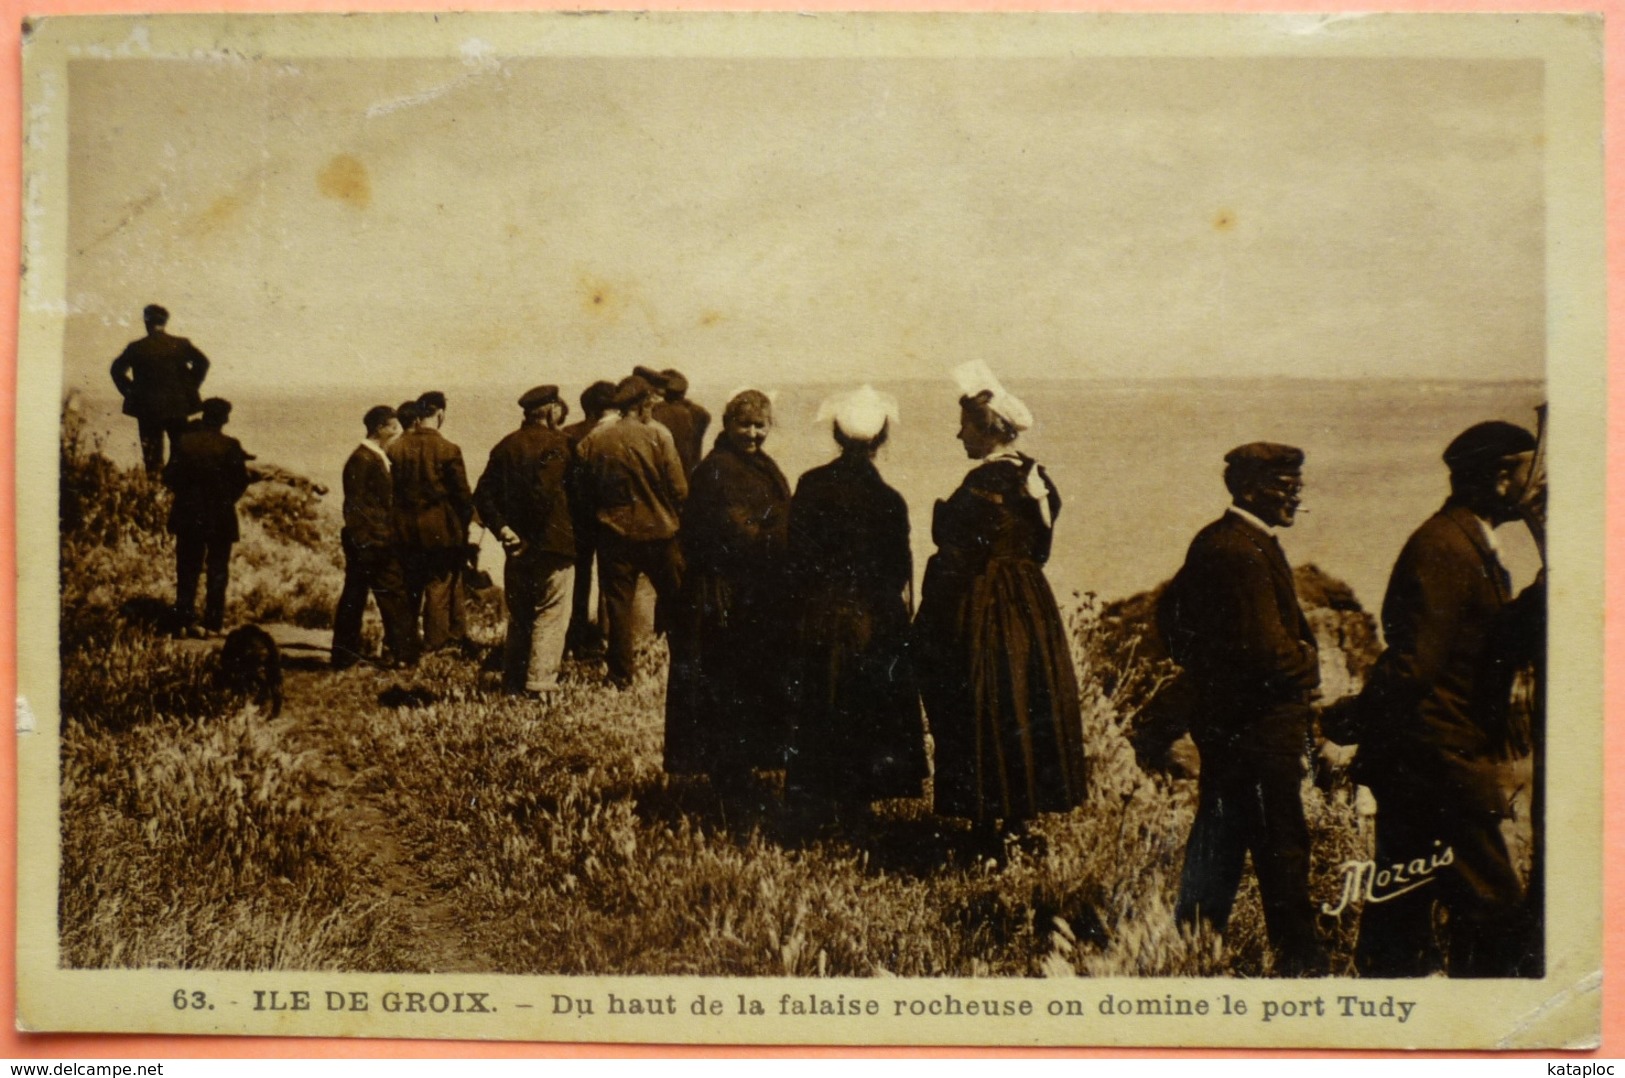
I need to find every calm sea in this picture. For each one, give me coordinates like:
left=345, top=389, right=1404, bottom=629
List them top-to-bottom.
left=72, top=378, right=1545, bottom=612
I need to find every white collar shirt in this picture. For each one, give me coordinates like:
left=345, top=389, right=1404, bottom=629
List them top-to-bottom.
left=359, top=438, right=390, bottom=469
left=1226, top=503, right=1277, bottom=537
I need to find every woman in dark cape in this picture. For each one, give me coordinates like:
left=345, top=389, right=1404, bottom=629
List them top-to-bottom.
left=914, top=367, right=1087, bottom=839
left=785, top=387, right=926, bottom=824
left=664, top=390, right=793, bottom=799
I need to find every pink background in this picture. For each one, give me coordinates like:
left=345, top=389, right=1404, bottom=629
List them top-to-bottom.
left=1, top=0, right=1617, bottom=1060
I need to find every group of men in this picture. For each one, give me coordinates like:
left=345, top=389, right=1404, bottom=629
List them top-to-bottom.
left=106, top=304, right=713, bottom=676
left=333, top=366, right=709, bottom=695
left=331, top=390, right=473, bottom=669
left=1159, top=422, right=1545, bottom=978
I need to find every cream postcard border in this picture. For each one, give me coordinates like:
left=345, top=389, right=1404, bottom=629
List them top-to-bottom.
left=14, top=11, right=1607, bottom=1048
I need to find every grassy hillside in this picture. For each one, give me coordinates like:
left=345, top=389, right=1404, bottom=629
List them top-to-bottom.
left=58, top=409, right=1378, bottom=976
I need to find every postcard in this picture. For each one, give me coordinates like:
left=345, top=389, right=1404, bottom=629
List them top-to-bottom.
left=15, top=11, right=1606, bottom=1047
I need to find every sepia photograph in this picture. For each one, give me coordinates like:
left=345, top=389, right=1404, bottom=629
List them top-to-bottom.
left=13, top=11, right=1606, bottom=1047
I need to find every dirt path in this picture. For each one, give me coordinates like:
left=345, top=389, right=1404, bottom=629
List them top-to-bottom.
left=263, top=625, right=503, bottom=974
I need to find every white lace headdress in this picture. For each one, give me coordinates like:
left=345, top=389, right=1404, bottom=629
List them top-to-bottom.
left=950, top=359, right=1033, bottom=433
left=815, top=384, right=899, bottom=441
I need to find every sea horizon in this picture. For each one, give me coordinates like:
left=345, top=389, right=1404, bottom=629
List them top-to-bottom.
left=66, top=376, right=1546, bottom=613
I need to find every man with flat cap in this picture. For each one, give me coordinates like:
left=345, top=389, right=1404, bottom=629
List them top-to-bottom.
left=109, top=304, right=211, bottom=473
left=641, top=366, right=710, bottom=476
left=576, top=374, right=688, bottom=688
left=561, top=380, right=619, bottom=660
left=474, top=386, right=577, bottom=697
left=390, top=393, right=475, bottom=653
left=163, top=397, right=250, bottom=637
left=332, top=404, right=419, bottom=670
left=1329, top=420, right=1538, bottom=977
left=1159, top=442, right=1325, bottom=976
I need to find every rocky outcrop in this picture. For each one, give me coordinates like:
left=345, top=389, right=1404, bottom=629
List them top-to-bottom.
left=1090, top=564, right=1381, bottom=777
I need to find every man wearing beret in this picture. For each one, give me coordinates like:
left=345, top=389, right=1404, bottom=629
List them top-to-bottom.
left=109, top=304, right=211, bottom=473
left=649, top=367, right=711, bottom=477
left=576, top=374, right=688, bottom=688
left=474, top=386, right=577, bottom=697
left=390, top=392, right=475, bottom=654
left=163, top=397, right=251, bottom=637
left=332, top=405, right=419, bottom=670
left=1333, top=421, right=1538, bottom=977
left=1159, top=442, right=1325, bottom=976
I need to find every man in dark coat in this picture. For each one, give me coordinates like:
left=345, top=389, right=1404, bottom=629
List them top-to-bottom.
left=109, top=304, right=211, bottom=473
left=637, top=366, right=711, bottom=476
left=576, top=375, right=688, bottom=688
left=560, top=380, right=617, bottom=660
left=474, top=386, right=578, bottom=696
left=389, top=392, right=474, bottom=653
left=163, top=397, right=249, bottom=636
left=331, top=405, right=419, bottom=669
left=1334, top=421, right=1538, bottom=978
left=1159, top=442, right=1325, bottom=976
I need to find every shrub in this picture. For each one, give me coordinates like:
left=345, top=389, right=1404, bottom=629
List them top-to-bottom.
left=60, top=400, right=344, bottom=635
left=56, top=402, right=387, bottom=971
left=59, top=625, right=225, bottom=730
left=59, top=708, right=355, bottom=968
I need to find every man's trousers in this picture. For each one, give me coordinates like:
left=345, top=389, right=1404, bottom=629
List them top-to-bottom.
left=138, top=415, right=188, bottom=474
left=566, top=523, right=604, bottom=659
left=174, top=529, right=233, bottom=632
left=596, top=532, right=682, bottom=686
left=332, top=534, right=419, bottom=667
left=401, top=545, right=468, bottom=652
left=503, top=554, right=575, bottom=694
left=1176, top=744, right=1324, bottom=975
left=1355, top=787, right=1527, bottom=978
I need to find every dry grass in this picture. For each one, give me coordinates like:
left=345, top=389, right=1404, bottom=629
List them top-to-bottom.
left=59, top=410, right=1382, bottom=976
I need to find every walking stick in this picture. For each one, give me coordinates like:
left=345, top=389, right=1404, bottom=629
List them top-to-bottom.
left=1521, top=402, right=1548, bottom=975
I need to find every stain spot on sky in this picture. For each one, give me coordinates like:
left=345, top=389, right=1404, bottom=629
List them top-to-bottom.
left=317, top=154, right=371, bottom=209
left=195, top=195, right=243, bottom=235
left=1213, top=209, right=1237, bottom=232
left=578, top=273, right=624, bottom=320
left=699, top=310, right=723, bottom=327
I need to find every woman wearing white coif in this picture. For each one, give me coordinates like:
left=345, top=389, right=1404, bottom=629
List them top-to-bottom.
left=913, top=361, right=1087, bottom=852
left=784, top=386, right=926, bottom=829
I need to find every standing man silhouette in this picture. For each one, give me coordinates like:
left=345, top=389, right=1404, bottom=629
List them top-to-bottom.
left=109, top=304, right=211, bottom=473
left=576, top=375, right=688, bottom=688
left=561, top=380, right=618, bottom=660
left=475, top=386, right=578, bottom=697
left=390, top=392, right=474, bottom=654
left=163, top=397, right=250, bottom=637
left=332, top=405, right=419, bottom=670
left=1339, top=421, right=1539, bottom=978
left=1159, top=442, right=1325, bottom=977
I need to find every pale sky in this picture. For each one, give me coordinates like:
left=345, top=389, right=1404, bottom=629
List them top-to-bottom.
left=62, top=53, right=1545, bottom=391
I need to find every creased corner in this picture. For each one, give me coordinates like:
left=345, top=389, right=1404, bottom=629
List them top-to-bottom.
left=1266, top=13, right=1372, bottom=37
left=1495, top=969, right=1602, bottom=1049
